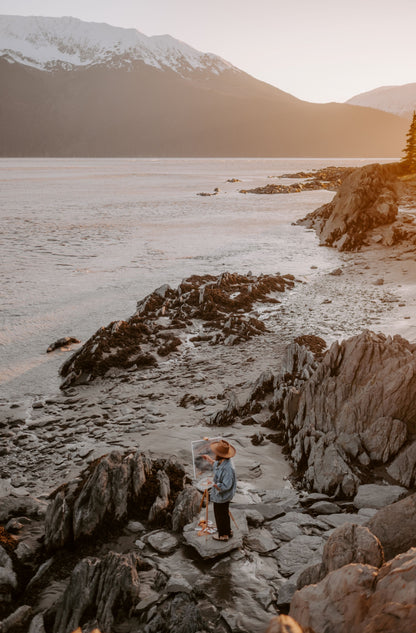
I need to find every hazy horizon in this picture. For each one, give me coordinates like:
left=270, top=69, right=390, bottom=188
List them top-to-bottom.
left=1, top=0, right=415, bottom=103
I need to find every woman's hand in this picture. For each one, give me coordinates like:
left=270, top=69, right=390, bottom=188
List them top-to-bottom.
left=201, top=454, right=214, bottom=464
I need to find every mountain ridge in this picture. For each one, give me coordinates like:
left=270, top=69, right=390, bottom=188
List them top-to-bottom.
left=0, top=15, right=409, bottom=157
left=347, top=82, right=416, bottom=119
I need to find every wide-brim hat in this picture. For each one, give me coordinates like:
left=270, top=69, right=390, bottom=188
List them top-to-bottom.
left=210, top=439, right=236, bottom=459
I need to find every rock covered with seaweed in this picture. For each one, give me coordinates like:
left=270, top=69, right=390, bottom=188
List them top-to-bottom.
left=60, top=271, right=296, bottom=388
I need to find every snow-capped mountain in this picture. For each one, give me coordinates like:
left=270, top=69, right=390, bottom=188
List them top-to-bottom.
left=0, top=14, right=234, bottom=76
left=0, top=14, right=409, bottom=157
left=347, top=83, right=416, bottom=119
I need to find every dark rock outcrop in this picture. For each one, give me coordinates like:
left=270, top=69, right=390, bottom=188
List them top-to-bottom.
left=296, top=162, right=401, bottom=251
left=60, top=271, right=296, bottom=388
left=207, top=330, right=416, bottom=498
left=278, top=330, right=416, bottom=496
left=44, top=450, right=193, bottom=551
left=52, top=551, right=148, bottom=633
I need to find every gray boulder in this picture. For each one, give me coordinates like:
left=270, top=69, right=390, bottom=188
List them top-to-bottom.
left=353, top=483, right=408, bottom=509
left=365, top=492, right=416, bottom=561
left=322, top=523, right=384, bottom=573
left=244, top=528, right=278, bottom=553
left=147, top=530, right=178, bottom=555
left=274, top=535, right=324, bottom=577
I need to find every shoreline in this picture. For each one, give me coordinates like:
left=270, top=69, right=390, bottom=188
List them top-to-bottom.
left=1, top=233, right=415, bottom=500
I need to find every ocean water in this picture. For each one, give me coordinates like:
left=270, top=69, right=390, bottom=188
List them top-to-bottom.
left=0, top=157, right=383, bottom=399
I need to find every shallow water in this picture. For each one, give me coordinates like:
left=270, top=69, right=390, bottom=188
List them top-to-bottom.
left=0, top=157, right=382, bottom=399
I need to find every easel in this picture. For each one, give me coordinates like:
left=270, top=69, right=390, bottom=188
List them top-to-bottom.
left=197, top=487, right=211, bottom=536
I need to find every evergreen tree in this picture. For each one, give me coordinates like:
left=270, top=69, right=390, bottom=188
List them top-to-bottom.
left=401, top=111, right=416, bottom=172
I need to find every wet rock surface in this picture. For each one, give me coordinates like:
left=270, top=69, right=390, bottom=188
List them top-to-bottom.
left=1, top=198, right=416, bottom=633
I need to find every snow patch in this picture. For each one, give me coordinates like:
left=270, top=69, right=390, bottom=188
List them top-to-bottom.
left=0, top=14, right=236, bottom=77
left=347, top=82, right=416, bottom=118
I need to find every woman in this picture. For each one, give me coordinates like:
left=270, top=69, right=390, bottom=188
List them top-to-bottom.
left=203, top=439, right=237, bottom=541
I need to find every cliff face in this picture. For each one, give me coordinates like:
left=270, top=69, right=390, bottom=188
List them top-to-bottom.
left=297, top=163, right=402, bottom=251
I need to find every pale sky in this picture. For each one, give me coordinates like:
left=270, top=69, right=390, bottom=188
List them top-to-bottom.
left=1, top=0, right=415, bottom=103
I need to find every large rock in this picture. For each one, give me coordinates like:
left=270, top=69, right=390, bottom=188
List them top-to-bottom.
left=296, top=162, right=400, bottom=251
left=280, top=331, right=416, bottom=496
left=44, top=450, right=187, bottom=551
left=353, top=483, right=407, bottom=509
left=365, top=492, right=416, bottom=561
left=321, top=523, right=384, bottom=573
left=244, top=528, right=278, bottom=553
left=290, top=547, right=416, bottom=633
left=52, top=551, right=144, bottom=633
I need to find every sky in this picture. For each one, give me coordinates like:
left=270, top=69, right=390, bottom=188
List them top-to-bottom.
left=1, top=0, right=415, bottom=103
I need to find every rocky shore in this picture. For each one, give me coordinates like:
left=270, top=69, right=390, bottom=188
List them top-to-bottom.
left=1, top=161, right=416, bottom=633
left=239, top=167, right=354, bottom=195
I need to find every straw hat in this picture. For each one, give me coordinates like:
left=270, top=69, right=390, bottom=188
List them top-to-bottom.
left=210, top=439, right=236, bottom=459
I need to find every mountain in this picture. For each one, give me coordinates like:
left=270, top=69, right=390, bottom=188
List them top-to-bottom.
left=0, top=15, right=409, bottom=157
left=347, top=83, right=416, bottom=119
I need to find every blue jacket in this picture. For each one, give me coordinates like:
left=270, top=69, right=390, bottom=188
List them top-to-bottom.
left=210, top=458, right=236, bottom=503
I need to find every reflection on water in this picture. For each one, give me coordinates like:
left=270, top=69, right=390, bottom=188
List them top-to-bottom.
left=0, top=157, right=379, bottom=399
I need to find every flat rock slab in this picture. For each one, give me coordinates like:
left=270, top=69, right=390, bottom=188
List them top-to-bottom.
left=353, top=484, right=408, bottom=509
left=309, top=501, right=341, bottom=515
left=183, top=509, right=247, bottom=559
left=270, top=511, right=328, bottom=531
left=317, top=513, right=369, bottom=529
left=147, top=530, right=179, bottom=554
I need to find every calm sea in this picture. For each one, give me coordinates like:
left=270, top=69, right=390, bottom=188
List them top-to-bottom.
left=0, top=157, right=385, bottom=399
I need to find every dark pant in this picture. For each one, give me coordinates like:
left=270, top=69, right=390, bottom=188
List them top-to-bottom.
left=213, top=501, right=231, bottom=537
